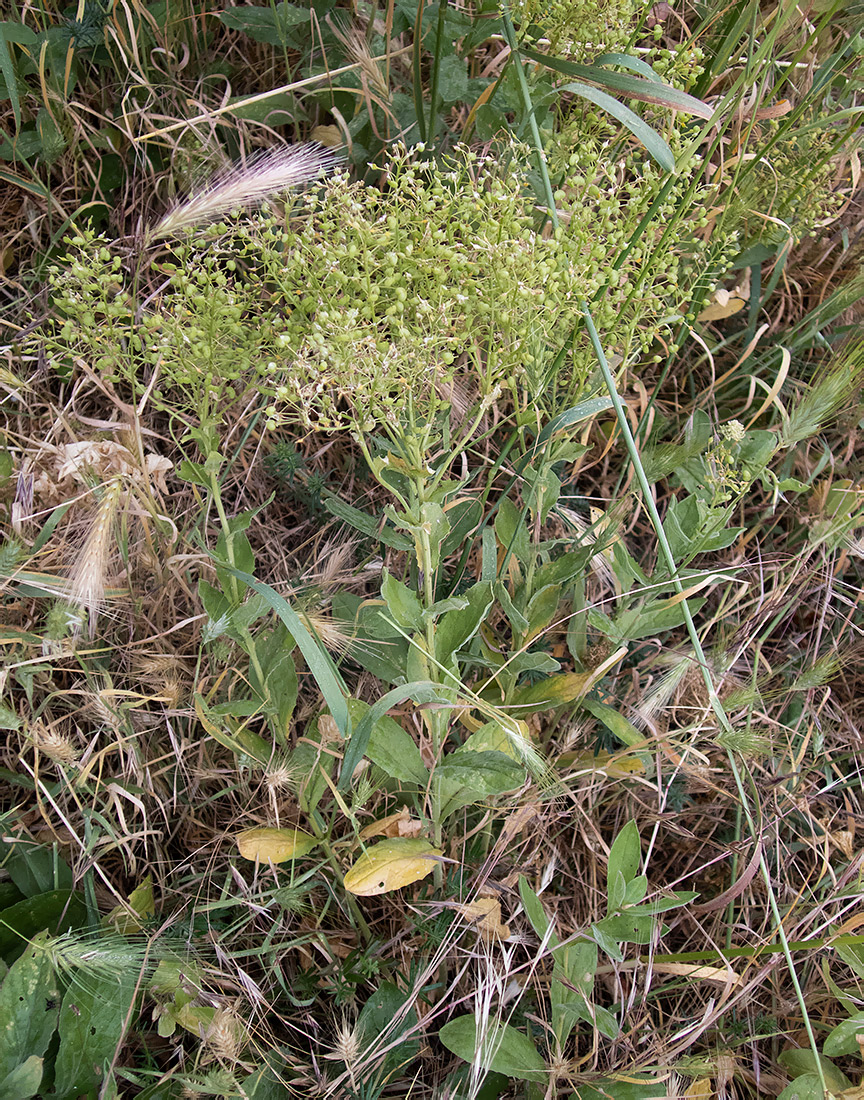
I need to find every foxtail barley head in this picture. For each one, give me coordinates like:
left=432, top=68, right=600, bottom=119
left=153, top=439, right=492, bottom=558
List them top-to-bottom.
left=148, top=142, right=343, bottom=241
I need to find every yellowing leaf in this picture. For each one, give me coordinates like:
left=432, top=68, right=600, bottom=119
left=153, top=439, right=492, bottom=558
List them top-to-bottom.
left=697, top=287, right=746, bottom=321
left=461, top=719, right=532, bottom=761
left=565, top=749, right=644, bottom=777
left=359, top=808, right=422, bottom=840
left=236, top=826, right=318, bottom=864
left=343, top=838, right=443, bottom=896
left=103, top=875, right=155, bottom=933
left=455, top=897, right=510, bottom=941
left=684, top=1079, right=714, bottom=1099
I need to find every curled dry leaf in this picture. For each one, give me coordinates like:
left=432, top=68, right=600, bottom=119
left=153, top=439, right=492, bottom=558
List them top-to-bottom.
left=359, top=807, right=422, bottom=840
left=236, top=826, right=318, bottom=864
left=343, top=837, right=443, bottom=896
left=455, top=896, right=510, bottom=941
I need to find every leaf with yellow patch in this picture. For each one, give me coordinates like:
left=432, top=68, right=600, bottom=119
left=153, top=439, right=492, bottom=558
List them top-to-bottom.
left=359, top=808, right=422, bottom=840
left=236, top=827, right=318, bottom=864
left=343, top=838, right=443, bottom=896
left=455, top=897, right=510, bottom=941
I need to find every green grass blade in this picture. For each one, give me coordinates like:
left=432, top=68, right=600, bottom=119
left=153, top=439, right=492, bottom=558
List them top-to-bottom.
left=521, top=45, right=713, bottom=118
left=558, top=80, right=675, bottom=171
left=219, top=566, right=350, bottom=737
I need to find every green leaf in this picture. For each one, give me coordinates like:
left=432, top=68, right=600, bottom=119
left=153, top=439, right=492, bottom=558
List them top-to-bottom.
left=217, top=2, right=308, bottom=45
left=0, top=21, right=36, bottom=131
left=521, top=46, right=713, bottom=118
left=594, top=52, right=663, bottom=81
left=437, top=53, right=469, bottom=104
left=557, top=81, right=674, bottom=172
left=536, top=396, right=614, bottom=445
left=175, top=459, right=211, bottom=488
left=494, top=496, right=531, bottom=567
left=440, top=498, right=482, bottom=557
left=218, top=566, right=350, bottom=743
left=381, top=569, right=424, bottom=632
left=494, top=580, right=529, bottom=635
left=435, top=581, right=494, bottom=660
left=524, top=583, right=561, bottom=641
left=249, top=622, right=298, bottom=739
left=509, top=671, right=593, bottom=712
left=339, top=681, right=453, bottom=791
left=347, top=698, right=428, bottom=786
left=579, top=699, right=645, bottom=750
left=0, top=704, right=20, bottom=731
left=434, top=750, right=525, bottom=818
left=606, top=821, right=642, bottom=906
left=4, top=839, right=73, bottom=896
left=518, top=877, right=556, bottom=944
left=0, top=891, right=87, bottom=963
left=592, top=911, right=657, bottom=945
left=0, top=933, right=59, bottom=1082
left=54, top=968, right=138, bottom=1100
left=356, top=981, right=420, bottom=1076
left=823, top=1010, right=864, bottom=1057
left=438, top=1016, right=547, bottom=1082
left=777, top=1049, right=849, bottom=1092
left=0, top=1055, right=43, bottom=1100
left=776, top=1074, right=831, bottom=1100
left=572, top=1076, right=667, bottom=1099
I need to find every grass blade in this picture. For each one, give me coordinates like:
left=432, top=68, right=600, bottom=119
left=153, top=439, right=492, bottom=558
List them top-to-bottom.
left=558, top=81, right=675, bottom=170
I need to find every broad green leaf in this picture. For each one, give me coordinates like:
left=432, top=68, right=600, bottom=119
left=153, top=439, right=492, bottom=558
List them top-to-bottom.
left=217, top=2, right=308, bottom=45
left=0, top=22, right=37, bottom=131
left=594, top=52, right=663, bottom=81
left=558, top=81, right=674, bottom=171
left=536, top=397, right=614, bottom=445
left=494, top=496, right=531, bottom=567
left=440, top=498, right=483, bottom=557
left=219, top=566, right=350, bottom=741
left=381, top=569, right=424, bottom=632
left=494, top=580, right=529, bottom=634
left=436, top=581, right=493, bottom=659
left=524, top=583, right=561, bottom=642
left=249, top=622, right=298, bottom=739
left=339, top=680, right=449, bottom=789
left=194, top=693, right=273, bottom=766
left=347, top=698, right=428, bottom=785
left=579, top=699, right=645, bottom=749
left=0, top=704, right=19, bottom=731
left=462, top=720, right=531, bottom=762
left=434, top=750, right=525, bottom=818
left=606, top=821, right=642, bottom=906
left=236, top=827, right=318, bottom=864
left=343, top=838, right=442, bottom=896
left=4, top=839, right=73, bottom=896
left=518, top=877, right=555, bottom=944
left=0, top=891, right=88, bottom=963
left=593, top=911, right=657, bottom=945
left=0, top=933, right=59, bottom=1081
left=54, top=968, right=138, bottom=1100
left=356, top=981, right=420, bottom=1076
left=823, top=1010, right=864, bottom=1056
left=438, top=1015, right=547, bottom=1082
left=777, top=1050, right=849, bottom=1091
left=0, top=1055, right=42, bottom=1100
left=776, top=1074, right=830, bottom=1100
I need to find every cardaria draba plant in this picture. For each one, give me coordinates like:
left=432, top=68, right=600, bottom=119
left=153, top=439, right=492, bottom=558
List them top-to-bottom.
left=41, top=140, right=729, bottom=433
